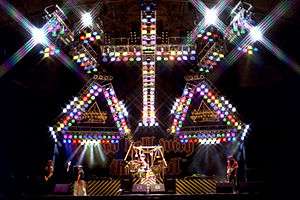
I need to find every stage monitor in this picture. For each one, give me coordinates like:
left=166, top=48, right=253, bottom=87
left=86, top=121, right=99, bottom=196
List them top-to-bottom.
left=132, top=184, right=147, bottom=193
left=150, top=184, right=165, bottom=192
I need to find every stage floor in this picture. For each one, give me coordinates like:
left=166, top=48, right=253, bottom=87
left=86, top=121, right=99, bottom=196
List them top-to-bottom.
left=5, top=193, right=263, bottom=200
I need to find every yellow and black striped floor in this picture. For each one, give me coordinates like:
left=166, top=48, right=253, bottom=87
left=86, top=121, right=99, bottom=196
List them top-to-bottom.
left=86, top=177, right=221, bottom=196
left=175, top=177, right=220, bottom=194
left=87, top=179, right=121, bottom=196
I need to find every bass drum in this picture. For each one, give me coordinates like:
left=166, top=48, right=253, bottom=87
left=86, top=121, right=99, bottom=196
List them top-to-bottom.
left=151, top=165, right=161, bottom=177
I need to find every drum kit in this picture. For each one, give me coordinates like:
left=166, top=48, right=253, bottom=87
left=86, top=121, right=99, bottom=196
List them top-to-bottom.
left=126, top=160, right=162, bottom=178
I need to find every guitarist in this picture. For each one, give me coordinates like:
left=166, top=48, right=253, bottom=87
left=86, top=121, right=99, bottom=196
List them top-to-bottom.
left=226, top=156, right=239, bottom=194
left=43, top=160, right=55, bottom=193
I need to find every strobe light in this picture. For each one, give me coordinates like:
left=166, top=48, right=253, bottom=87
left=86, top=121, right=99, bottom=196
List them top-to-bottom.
left=205, top=8, right=218, bottom=26
left=81, top=12, right=93, bottom=27
left=250, top=26, right=263, bottom=42
left=31, top=27, right=47, bottom=45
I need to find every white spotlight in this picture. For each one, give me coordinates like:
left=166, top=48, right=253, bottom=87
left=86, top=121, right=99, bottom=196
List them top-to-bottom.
left=205, top=8, right=218, bottom=25
left=81, top=12, right=93, bottom=27
left=250, top=26, right=263, bottom=42
left=31, top=27, right=47, bottom=45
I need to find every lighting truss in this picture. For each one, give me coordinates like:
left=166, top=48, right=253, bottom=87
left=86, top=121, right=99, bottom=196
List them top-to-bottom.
left=0, top=0, right=82, bottom=78
left=1, top=0, right=296, bottom=146
left=141, top=4, right=157, bottom=126
left=49, top=75, right=131, bottom=143
left=169, top=75, right=249, bottom=144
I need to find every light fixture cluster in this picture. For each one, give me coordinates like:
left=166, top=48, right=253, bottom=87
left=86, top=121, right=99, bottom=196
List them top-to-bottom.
left=225, top=1, right=254, bottom=43
left=43, top=5, right=102, bottom=74
left=44, top=5, right=74, bottom=45
left=141, top=5, right=157, bottom=126
left=47, top=17, right=66, bottom=38
left=197, top=30, right=221, bottom=43
left=79, top=31, right=101, bottom=44
left=129, top=31, right=138, bottom=44
left=40, top=45, right=60, bottom=58
left=199, top=45, right=225, bottom=73
left=238, top=45, right=258, bottom=55
left=100, top=46, right=197, bottom=63
left=156, top=47, right=197, bottom=62
left=72, top=49, right=98, bottom=73
left=101, top=51, right=142, bottom=63
left=170, top=81, right=249, bottom=142
left=49, top=83, right=130, bottom=142
left=49, top=84, right=102, bottom=140
left=104, top=84, right=130, bottom=136
left=197, top=84, right=242, bottom=128
left=170, top=86, right=194, bottom=134
left=241, top=124, right=250, bottom=141
left=178, top=131, right=237, bottom=144
left=62, top=133, right=121, bottom=144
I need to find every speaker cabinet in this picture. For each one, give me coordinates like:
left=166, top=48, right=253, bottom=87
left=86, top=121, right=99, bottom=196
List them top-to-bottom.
left=121, top=177, right=132, bottom=193
left=165, top=178, right=176, bottom=193
left=216, top=182, right=233, bottom=193
left=53, top=184, right=71, bottom=194
left=132, top=184, right=147, bottom=193
left=150, top=184, right=165, bottom=193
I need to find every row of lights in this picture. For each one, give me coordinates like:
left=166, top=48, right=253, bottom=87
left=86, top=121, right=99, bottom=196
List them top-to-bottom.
left=141, top=5, right=157, bottom=126
left=197, top=30, right=221, bottom=43
left=79, top=31, right=101, bottom=44
left=129, top=31, right=138, bottom=44
left=40, top=45, right=60, bottom=58
left=238, top=45, right=258, bottom=55
left=199, top=46, right=225, bottom=73
left=156, top=48, right=197, bottom=62
left=101, top=49, right=197, bottom=63
left=72, top=51, right=98, bottom=73
left=101, top=51, right=142, bottom=63
left=157, top=55, right=196, bottom=62
left=170, top=82, right=247, bottom=137
left=49, top=84, right=102, bottom=139
left=49, top=84, right=130, bottom=142
left=103, top=84, right=130, bottom=135
left=197, top=84, right=242, bottom=128
left=170, top=86, right=194, bottom=134
left=179, top=124, right=250, bottom=144
left=241, top=124, right=250, bottom=141
left=178, top=132, right=237, bottom=139
left=62, top=133, right=121, bottom=144
left=63, top=134, right=121, bottom=140
left=180, top=137, right=237, bottom=144
left=63, top=139, right=119, bottom=145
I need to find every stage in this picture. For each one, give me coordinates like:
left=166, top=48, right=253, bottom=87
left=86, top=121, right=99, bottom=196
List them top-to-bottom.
left=15, top=193, right=263, bottom=200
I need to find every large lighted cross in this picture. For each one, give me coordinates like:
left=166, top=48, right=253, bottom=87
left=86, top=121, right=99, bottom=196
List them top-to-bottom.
left=100, top=1, right=197, bottom=127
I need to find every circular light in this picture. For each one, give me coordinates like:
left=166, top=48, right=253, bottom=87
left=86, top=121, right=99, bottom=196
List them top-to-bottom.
left=205, top=8, right=218, bottom=25
left=81, top=12, right=93, bottom=27
left=250, top=26, right=263, bottom=42
left=31, top=27, right=47, bottom=45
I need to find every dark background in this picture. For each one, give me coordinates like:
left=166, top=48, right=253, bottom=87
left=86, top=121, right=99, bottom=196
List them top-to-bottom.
left=0, top=0, right=300, bottom=199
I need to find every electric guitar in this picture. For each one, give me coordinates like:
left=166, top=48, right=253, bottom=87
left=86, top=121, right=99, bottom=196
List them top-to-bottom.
left=227, top=167, right=235, bottom=175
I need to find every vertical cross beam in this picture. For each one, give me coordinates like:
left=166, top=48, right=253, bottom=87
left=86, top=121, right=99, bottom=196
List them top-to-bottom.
left=141, top=4, right=157, bottom=126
